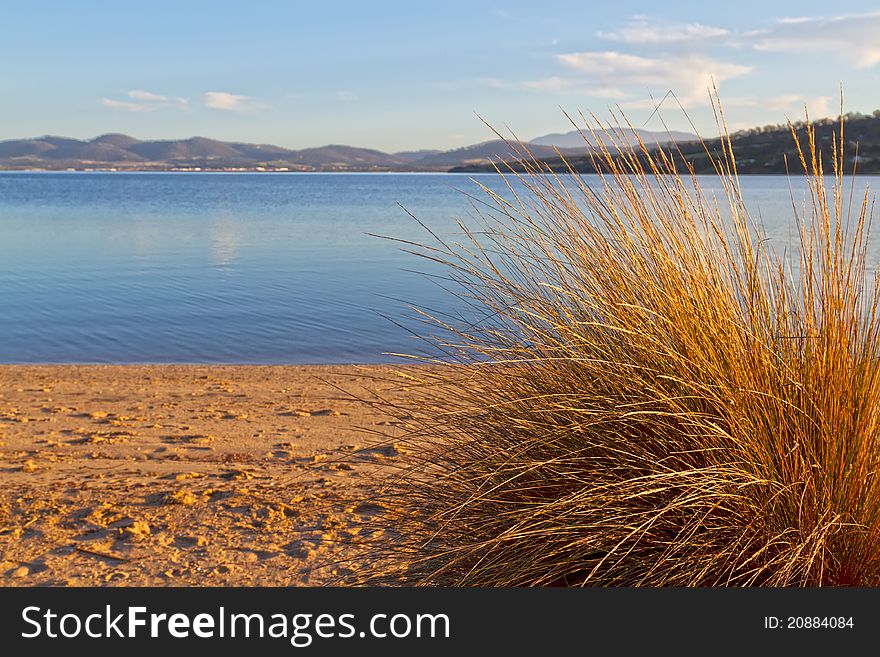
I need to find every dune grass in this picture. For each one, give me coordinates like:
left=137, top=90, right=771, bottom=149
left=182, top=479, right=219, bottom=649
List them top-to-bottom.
left=364, top=97, right=880, bottom=586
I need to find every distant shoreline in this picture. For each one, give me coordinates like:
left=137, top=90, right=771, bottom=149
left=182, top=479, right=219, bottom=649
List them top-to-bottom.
left=0, top=167, right=454, bottom=174
left=0, top=168, right=874, bottom=176
left=0, top=168, right=473, bottom=175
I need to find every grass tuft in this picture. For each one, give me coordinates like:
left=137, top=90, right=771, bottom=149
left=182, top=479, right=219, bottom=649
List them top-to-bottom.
left=362, top=95, right=880, bottom=586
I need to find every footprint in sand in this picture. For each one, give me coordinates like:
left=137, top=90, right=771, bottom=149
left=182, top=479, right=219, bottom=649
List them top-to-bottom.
left=283, top=408, right=342, bottom=417
left=219, top=411, right=249, bottom=420
left=184, top=434, right=216, bottom=445
left=172, top=472, right=206, bottom=482
left=164, top=490, right=199, bottom=506
left=350, top=502, right=387, bottom=517
left=120, top=521, right=151, bottom=541
left=173, top=535, right=208, bottom=548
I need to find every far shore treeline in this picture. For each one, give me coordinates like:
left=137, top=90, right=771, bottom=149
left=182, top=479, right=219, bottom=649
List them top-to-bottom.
left=452, top=111, right=880, bottom=175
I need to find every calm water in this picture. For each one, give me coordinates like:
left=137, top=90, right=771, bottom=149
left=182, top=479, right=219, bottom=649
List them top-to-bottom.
left=0, top=172, right=877, bottom=363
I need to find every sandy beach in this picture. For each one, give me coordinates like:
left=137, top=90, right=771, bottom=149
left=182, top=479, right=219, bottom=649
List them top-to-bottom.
left=0, top=365, right=409, bottom=586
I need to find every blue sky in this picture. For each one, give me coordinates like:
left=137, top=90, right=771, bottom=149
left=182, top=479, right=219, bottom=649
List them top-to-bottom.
left=3, top=1, right=880, bottom=151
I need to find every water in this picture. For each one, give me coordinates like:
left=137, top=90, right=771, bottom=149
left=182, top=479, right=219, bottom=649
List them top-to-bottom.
left=0, top=172, right=877, bottom=363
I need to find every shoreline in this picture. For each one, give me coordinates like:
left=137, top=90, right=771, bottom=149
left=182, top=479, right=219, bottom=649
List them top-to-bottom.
left=0, top=168, right=855, bottom=176
left=0, top=364, right=410, bottom=586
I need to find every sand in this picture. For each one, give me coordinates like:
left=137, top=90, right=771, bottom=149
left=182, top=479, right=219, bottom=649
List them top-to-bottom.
left=0, top=365, right=411, bottom=586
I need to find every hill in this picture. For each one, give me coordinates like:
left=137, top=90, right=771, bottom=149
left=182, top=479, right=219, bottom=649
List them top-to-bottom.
left=451, top=112, right=880, bottom=174
left=529, top=127, right=696, bottom=149
left=0, top=135, right=410, bottom=171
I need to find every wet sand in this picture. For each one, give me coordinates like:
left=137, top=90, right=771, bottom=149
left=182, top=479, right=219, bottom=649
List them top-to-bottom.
left=0, top=365, right=410, bottom=586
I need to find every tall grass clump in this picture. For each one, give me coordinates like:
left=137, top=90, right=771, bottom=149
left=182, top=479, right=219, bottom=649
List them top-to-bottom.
left=366, top=97, right=880, bottom=586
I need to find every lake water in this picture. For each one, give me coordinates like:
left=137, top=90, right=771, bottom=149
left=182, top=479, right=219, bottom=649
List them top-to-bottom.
left=0, top=172, right=877, bottom=364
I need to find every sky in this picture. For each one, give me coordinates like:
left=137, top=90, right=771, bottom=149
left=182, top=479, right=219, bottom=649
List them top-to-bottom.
left=3, top=1, right=880, bottom=152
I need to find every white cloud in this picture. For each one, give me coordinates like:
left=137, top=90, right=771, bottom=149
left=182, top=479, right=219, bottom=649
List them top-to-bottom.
left=480, top=12, right=877, bottom=120
left=595, top=12, right=880, bottom=68
left=750, top=12, right=880, bottom=68
left=776, top=16, right=814, bottom=25
left=598, top=18, right=730, bottom=44
left=557, top=51, right=751, bottom=107
left=479, top=74, right=626, bottom=99
left=522, top=76, right=627, bottom=98
left=100, top=89, right=187, bottom=112
left=102, top=89, right=264, bottom=113
left=127, top=89, right=169, bottom=102
left=335, top=90, right=358, bottom=102
left=203, top=91, right=250, bottom=111
left=700, top=94, right=835, bottom=121
left=766, top=94, right=834, bottom=118
left=100, top=98, right=154, bottom=112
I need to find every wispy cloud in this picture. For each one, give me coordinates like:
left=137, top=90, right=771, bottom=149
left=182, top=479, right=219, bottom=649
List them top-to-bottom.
left=492, top=11, right=879, bottom=110
left=596, top=12, right=880, bottom=68
left=750, top=12, right=880, bottom=68
left=776, top=16, right=815, bottom=25
left=598, top=17, right=730, bottom=44
left=481, top=51, right=747, bottom=105
left=553, top=51, right=751, bottom=107
left=478, top=75, right=627, bottom=98
left=522, top=76, right=627, bottom=98
left=100, top=89, right=187, bottom=112
left=103, top=89, right=266, bottom=113
left=127, top=89, right=171, bottom=102
left=335, top=90, right=358, bottom=102
left=202, top=91, right=251, bottom=111
left=735, top=94, right=836, bottom=119
left=770, top=94, right=834, bottom=118
left=100, top=98, right=153, bottom=112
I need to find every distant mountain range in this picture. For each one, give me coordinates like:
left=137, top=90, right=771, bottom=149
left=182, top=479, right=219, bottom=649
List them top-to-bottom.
left=5, top=113, right=880, bottom=174
left=0, top=129, right=696, bottom=172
